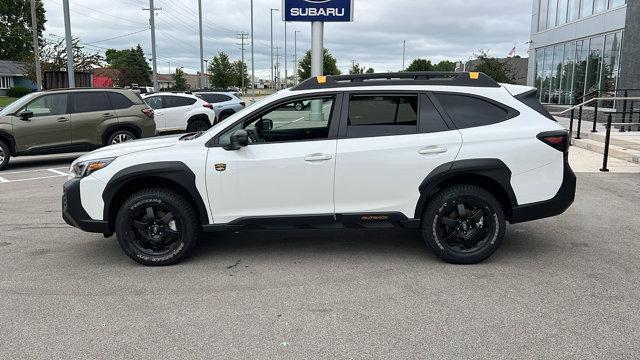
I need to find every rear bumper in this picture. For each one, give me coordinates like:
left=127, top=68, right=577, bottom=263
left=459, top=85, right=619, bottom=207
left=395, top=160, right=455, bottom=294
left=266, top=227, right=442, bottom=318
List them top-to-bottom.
left=510, top=158, right=576, bottom=223
left=62, top=178, right=110, bottom=234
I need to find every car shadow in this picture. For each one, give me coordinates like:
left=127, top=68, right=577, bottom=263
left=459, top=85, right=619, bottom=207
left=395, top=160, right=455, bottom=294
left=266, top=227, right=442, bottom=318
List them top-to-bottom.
left=3, top=153, right=84, bottom=171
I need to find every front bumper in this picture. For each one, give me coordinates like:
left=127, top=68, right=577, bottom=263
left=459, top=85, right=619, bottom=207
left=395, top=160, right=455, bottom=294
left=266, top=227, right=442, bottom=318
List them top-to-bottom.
left=510, top=157, right=577, bottom=224
left=62, top=178, right=110, bottom=234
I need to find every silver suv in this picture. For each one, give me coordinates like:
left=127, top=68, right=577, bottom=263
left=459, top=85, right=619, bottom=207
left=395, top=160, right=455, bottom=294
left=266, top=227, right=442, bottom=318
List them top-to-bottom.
left=193, top=92, right=245, bottom=122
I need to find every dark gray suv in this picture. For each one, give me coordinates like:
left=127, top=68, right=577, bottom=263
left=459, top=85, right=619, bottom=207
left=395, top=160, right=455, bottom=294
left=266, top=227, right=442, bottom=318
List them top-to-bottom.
left=0, top=88, right=156, bottom=170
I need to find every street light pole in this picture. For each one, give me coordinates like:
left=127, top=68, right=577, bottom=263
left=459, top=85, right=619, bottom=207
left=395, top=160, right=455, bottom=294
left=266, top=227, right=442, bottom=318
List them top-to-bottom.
left=30, top=0, right=42, bottom=90
left=62, top=0, right=75, bottom=88
left=148, top=0, right=159, bottom=91
left=198, top=0, right=204, bottom=90
left=250, top=0, right=255, bottom=101
left=270, top=8, right=279, bottom=91
left=284, top=21, right=288, bottom=89
left=310, top=22, right=324, bottom=121
left=294, top=30, right=300, bottom=85
left=402, top=40, right=406, bottom=71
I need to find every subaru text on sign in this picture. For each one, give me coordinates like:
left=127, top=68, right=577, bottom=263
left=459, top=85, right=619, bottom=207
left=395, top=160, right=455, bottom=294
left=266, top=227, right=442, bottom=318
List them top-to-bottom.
left=283, top=0, right=354, bottom=22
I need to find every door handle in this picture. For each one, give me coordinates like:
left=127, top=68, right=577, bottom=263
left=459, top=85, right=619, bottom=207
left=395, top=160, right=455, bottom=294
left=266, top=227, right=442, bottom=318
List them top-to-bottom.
left=103, top=113, right=113, bottom=118
left=56, top=117, right=69, bottom=123
left=419, top=146, right=448, bottom=155
left=304, top=153, right=333, bottom=162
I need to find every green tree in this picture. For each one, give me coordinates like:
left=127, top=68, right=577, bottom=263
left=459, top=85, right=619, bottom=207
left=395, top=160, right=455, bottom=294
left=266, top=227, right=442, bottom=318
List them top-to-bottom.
left=0, top=0, right=46, bottom=61
left=21, top=37, right=102, bottom=82
left=104, top=45, right=151, bottom=86
left=298, top=48, right=341, bottom=80
left=473, top=50, right=515, bottom=83
left=208, top=51, right=234, bottom=89
left=405, top=58, right=433, bottom=72
left=232, top=60, right=250, bottom=90
left=433, top=60, right=456, bottom=72
left=349, top=62, right=365, bottom=75
left=172, top=67, right=188, bottom=91
left=365, top=67, right=375, bottom=74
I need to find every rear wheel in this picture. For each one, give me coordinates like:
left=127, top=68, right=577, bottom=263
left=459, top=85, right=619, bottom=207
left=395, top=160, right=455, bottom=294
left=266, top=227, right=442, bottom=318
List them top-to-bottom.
left=294, top=102, right=304, bottom=111
left=218, top=112, right=233, bottom=121
left=187, top=119, right=210, bottom=132
left=107, top=129, right=136, bottom=145
left=0, top=140, right=10, bottom=171
left=421, top=185, right=505, bottom=264
left=115, top=188, right=200, bottom=266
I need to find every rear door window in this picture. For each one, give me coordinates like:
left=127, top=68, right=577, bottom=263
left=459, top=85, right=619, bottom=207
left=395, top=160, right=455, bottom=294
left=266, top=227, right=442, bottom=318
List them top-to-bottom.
left=72, top=92, right=111, bottom=113
left=433, top=93, right=512, bottom=129
left=346, top=94, right=418, bottom=138
left=164, top=96, right=197, bottom=108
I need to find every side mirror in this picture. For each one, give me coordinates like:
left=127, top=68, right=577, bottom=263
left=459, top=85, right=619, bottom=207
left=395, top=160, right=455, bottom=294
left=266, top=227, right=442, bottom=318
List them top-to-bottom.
left=18, top=110, right=34, bottom=121
left=257, top=118, right=273, bottom=131
left=228, top=129, right=248, bottom=150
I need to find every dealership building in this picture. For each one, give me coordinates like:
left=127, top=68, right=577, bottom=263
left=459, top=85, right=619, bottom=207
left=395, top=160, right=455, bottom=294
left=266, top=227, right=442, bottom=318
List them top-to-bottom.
left=527, top=0, right=639, bottom=105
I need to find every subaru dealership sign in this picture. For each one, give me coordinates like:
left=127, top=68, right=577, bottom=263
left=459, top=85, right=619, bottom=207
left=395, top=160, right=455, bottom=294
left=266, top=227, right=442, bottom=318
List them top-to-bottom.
left=283, top=0, right=354, bottom=22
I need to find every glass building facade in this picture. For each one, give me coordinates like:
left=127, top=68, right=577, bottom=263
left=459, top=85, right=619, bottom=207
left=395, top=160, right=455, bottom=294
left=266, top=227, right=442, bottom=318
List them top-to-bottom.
left=531, top=0, right=627, bottom=104
left=534, top=30, right=623, bottom=104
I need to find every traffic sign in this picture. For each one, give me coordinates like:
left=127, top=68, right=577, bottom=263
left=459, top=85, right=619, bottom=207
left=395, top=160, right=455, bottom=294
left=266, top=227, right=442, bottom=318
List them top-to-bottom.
left=283, top=0, right=354, bottom=22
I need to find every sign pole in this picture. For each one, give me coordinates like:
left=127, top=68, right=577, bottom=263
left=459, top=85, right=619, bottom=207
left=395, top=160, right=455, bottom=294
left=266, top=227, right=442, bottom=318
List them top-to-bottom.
left=310, top=21, right=324, bottom=121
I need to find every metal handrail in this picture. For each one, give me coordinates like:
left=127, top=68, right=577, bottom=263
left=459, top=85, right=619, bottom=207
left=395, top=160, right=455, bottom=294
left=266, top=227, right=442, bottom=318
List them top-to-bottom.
left=550, top=97, right=640, bottom=116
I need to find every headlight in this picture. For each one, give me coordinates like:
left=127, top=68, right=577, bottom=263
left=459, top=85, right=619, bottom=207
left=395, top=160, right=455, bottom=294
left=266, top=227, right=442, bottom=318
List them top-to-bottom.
left=70, top=157, right=116, bottom=178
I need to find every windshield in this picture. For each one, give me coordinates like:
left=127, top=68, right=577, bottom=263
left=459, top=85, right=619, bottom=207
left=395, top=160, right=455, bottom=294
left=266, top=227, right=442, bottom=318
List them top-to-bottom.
left=204, top=92, right=282, bottom=134
left=0, top=93, right=39, bottom=116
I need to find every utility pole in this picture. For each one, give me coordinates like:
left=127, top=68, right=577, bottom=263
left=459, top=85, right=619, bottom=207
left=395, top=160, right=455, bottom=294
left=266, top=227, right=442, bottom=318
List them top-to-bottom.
left=30, top=0, right=42, bottom=90
left=62, top=0, right=75, bottom=88
left=198, top=0, right=204, bottom=90
left=250, top=0, right=255, bottom=101
left=143, top=1, right=161, bottom=91
left=270, top=8, right=279, bottom=91
left=284, top=21, right=288, bottom=88
left=310, top=22, right=323, bottom=121
left=294, top=30, right=300, bottom=85
left=237, top=32, right=249, bottom=93
left=402, top=40, right=406, bottom=71
left=274, top=46, right=282, bottom=90
left=203, top=59, right=208, bottom=89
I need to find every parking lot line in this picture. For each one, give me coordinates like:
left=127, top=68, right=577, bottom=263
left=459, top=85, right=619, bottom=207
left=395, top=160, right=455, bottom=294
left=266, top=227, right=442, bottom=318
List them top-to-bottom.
left=0, top=167, right=68, bottom=176
left=47, top=169, right=68, bottom=176
left=0, top=174, right=66, bottom=183
left=0, top=176, right=9, bottom=183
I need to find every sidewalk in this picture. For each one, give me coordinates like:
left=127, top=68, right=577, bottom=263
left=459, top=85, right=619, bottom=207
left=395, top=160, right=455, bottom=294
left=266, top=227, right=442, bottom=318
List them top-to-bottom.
left=569, top=146, right=640, bottom=173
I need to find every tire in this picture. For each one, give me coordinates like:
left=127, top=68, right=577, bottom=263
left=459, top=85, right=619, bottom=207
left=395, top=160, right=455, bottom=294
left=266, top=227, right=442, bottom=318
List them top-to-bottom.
left=294, top=102, right=304, bottom=111
left=218, top=112, right=234, bottom=122
left=187, top=118, right=210, bottom=132
left=106, top=129, right=137, bottom=145
left=0, top=140, right=10, bottom=171
left=421, top=185, right=506, bottom=264
left=115, top=188, right=200, bottom=266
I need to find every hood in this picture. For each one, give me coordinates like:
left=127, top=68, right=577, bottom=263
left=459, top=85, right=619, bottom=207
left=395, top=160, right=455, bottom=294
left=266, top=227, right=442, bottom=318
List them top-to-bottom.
left=75, top=134, right=184, bottom=162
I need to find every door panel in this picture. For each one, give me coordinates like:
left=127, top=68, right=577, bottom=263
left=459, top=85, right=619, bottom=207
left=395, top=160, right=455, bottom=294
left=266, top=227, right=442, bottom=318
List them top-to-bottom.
left=70, top=92, right=114, bottom=148
left=12, top=93, right=71, bottom=153
left=207, top=141, right=337, bottom=224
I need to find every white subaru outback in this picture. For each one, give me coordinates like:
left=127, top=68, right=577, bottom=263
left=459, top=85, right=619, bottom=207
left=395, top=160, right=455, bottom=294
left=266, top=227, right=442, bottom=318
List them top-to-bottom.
left=62, top=72, right=576, bottom=266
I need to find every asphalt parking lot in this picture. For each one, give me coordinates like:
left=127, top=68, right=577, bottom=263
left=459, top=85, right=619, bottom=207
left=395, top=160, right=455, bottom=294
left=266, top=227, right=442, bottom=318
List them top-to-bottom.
left=1, top=154, right=639, bottom=359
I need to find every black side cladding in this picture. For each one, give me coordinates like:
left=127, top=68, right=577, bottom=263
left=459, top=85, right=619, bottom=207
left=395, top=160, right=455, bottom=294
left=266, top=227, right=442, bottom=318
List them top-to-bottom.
left=516, top=89, right=556, bottom=121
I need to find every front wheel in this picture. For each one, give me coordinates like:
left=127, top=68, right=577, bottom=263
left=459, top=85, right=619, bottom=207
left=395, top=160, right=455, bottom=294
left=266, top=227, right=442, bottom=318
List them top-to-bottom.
left=294, top=102, right=304, bottom=111
left=0, top=140, right=10, bottom=171
left=421, top=185, right=506, bottom=264
left=115, top=188, right=200, bottom=266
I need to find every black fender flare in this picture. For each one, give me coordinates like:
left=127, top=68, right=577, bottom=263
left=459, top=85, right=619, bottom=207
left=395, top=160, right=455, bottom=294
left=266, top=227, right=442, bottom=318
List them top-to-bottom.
left=187, top=114, right=212, bottom=127
left=414, top=159, right=518, bottom=219
left=102, top=161, right=210, bottom=227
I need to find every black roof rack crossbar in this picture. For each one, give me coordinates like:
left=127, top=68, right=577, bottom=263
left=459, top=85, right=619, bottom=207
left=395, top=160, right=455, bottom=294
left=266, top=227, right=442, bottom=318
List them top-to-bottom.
left=291, top=71, right=500, bottom=91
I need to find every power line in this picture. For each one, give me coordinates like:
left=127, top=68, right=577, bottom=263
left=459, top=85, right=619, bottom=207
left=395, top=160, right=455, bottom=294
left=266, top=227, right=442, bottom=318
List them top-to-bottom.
left=85, top=28, right=149, bottom=45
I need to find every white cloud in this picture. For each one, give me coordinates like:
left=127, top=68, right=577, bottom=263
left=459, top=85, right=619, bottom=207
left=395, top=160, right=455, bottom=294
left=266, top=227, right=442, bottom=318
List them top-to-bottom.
left=42, top=0, right=532, bottom=79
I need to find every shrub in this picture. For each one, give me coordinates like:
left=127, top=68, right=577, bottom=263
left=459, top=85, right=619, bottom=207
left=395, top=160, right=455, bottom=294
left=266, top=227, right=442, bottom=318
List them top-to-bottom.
left=7, top=86, right=32, bottom=98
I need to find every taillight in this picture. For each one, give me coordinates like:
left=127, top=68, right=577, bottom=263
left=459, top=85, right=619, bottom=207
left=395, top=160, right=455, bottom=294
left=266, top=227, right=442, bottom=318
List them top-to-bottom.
left=240, top=102, right=246, bottom=107
left=203, top=103, right=214, bottom=110
left=142, top=108, right=154, bottom=118
left=537, top=131, right=569, bottom=153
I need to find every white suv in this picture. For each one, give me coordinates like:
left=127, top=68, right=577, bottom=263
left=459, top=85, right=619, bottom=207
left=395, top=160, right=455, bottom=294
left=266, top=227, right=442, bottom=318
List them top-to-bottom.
left=62, top=72, right=576, bottom=266
left=142, top=93, right=217, bottom=133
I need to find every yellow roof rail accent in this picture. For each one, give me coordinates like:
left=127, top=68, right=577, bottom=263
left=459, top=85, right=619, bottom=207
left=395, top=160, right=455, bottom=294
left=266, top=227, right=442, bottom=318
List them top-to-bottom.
left=469, top=72, right=480, bottom=80
left=317, top=76, right=327, bottom=84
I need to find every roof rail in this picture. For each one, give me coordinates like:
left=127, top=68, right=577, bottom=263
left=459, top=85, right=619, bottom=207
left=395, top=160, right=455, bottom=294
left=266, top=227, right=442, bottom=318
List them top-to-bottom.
left=291, top=72, right=500, bottom=91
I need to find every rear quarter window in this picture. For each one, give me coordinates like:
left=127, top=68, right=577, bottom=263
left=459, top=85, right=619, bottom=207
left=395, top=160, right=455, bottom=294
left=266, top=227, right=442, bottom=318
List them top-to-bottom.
left=107, top=92, right=135, bottom=109
left=434, top=93, right=514, bottom=129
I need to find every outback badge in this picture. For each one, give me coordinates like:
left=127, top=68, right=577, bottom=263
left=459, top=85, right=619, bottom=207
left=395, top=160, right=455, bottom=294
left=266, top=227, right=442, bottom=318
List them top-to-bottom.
left=214, top=163, right=227, bottom=172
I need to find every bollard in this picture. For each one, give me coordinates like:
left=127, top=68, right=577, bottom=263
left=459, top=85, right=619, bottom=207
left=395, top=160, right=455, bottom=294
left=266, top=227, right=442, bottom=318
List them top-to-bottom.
left=592, top=99, right=599, bottom=133
left=630, top=102, right=635, bottom=132
left=576, top=106, right=583, bottom=139
left=568, top=108, right=575, bottom=146
left=600, top=113, right=612, bottom=172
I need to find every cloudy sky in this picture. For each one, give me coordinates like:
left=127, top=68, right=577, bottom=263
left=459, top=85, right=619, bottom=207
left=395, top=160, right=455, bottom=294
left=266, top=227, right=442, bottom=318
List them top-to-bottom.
left=42, top=0, right=533, bottom=79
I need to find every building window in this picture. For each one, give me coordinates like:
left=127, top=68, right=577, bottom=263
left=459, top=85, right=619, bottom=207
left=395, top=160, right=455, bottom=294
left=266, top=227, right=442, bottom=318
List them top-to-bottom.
left=539, top=0, right=549, bottom=31
left=547, top=0, right=559, bottom=29
left=557, top=0, right=569, bottom=24
left=568, top=0, right=580, bottom=21
left=582, top=0, right=594, bottom=17
left=594, top=0, right=607, bottom=13
left=608, top=0, right=626, bottom=8
left=602, top=32, right=622, bottom=94
left=585, top=36, right=604, bottom=95
left=574, top=40, right=589, bottom=102
left=561, top=42, right=576, bottom=104
left=550, top=45, right=565, bottom=104
left=0, top=76, right=14, bottom=89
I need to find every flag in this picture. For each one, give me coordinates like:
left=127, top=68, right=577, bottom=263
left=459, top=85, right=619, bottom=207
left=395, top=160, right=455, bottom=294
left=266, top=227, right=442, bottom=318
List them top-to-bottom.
left=508, top=46, right=516, bottom=58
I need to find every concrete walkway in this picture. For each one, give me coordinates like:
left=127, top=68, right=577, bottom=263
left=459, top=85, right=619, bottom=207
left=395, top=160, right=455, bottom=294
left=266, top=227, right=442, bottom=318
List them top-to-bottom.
left=569, top=146, right=640, bottom=173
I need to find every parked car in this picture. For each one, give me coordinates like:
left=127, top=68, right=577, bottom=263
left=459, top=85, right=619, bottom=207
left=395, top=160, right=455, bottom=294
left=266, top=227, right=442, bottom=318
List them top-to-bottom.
left=62, top=72, right=576, bottom=266
left=0, top=88, right=156, bottom=170
left=193, top=92, right=245, bottom=121
left=142, top=93, right=217, bottom=133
